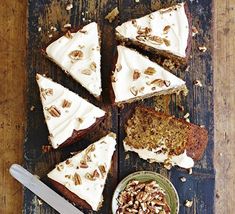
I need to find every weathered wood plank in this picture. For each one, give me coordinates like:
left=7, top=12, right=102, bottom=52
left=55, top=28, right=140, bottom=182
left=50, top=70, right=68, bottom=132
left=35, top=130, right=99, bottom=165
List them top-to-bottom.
left=117, top=0, right=214, bottom=213
left=0, top=1, right=27, bottom=214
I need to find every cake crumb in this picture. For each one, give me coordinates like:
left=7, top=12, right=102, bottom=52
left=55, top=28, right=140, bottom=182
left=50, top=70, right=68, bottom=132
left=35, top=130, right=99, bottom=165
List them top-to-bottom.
left=66, top=3, right=73, bottom=11
left=105, top=7, right=119, bottom=23
left=63, top=23, right=71, bottom=28
left=50, top=26, right=57, bottom=32
left=192, top=26, right=199, bottom=36
left=38, top=27, right=42, bottom=32
left=48, top=34, right=53, bottom=38
left=199, top=46, right=207, bottom=52
left=185, top=65, right=190, bottom=72
left=193, top=79, right=203, bottom=87
left=30, top=105, right=35, bottom=111
left=177, top=105, right=184, bottom=112
left=184, top=113, right=190, bottom=119
left=185, top=118, right=190, bottom=123
left=42, top=145, right=53, bottom=153
left=125, top=153, right=130, bottom=160
left=188, top=168, right=193, bottom=174
left=180, top=176, right=187, bottom=182
left=37, top=198, right=43, bottom=206
left=184, top=200, right=193, bottom=207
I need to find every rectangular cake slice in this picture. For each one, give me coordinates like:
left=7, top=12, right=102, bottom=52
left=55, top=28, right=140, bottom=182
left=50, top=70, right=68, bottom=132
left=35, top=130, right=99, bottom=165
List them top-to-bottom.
left=115, top=2, right=191, bottom=64
left=45, top=22, right=102, bottom=99
left=111, top=46, right=188, bottom=105
left=36, top=74, right=105, bottom=149
left=123, top=106, right=208, bottom=169
left=48, top=133, right=116, bottom=211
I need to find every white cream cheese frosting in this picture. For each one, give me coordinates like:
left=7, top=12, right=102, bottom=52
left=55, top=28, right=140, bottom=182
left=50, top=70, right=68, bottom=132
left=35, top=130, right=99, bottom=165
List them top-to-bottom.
left=116, top=3, right=189, bottom=58
left=46, top=22, right=102, bottom=98
left=112, top=46, right=186, bottom=103
left=36, top=74, right=105, bottom=149
left=47, top=133, right=116, bottom=211
left=124, top=142, right=194, bottom=169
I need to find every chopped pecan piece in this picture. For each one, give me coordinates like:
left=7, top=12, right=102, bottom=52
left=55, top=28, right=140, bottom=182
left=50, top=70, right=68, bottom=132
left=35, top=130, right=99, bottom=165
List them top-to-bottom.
left=105, top=7, right=119, bottom=23
left=163, top=25, right=171, bottom=34
left=65, top=30, right=73, bottom=39
left=149, top=36, right=163, bottom=44
left=163, top=38, right=171, bottom=46
left=69, top=50, right=84, bottom=60
left=90, top=62, right=97, bottom=71
left=144, top=67, right=156, bottom=75
left=81, top=69, right=92, bottom=75
left=133, top=69, right=141, bottom=80
left=150, top=79, right=170, bottom=87
left=130, top=86, right=138, bottom=96
left=62, top=99, right=71, bottom=108
left=47, top=106, right=61, bottom=117
left=80, top=160, right=88, bottom=168
left=98, top=165, right=106, bottom=178
left=73, top=173, right=82, bottom=185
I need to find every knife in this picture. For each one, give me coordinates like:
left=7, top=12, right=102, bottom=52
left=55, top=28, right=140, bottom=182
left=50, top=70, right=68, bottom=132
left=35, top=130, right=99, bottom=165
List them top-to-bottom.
left=9, top=164, right=83, bottom=214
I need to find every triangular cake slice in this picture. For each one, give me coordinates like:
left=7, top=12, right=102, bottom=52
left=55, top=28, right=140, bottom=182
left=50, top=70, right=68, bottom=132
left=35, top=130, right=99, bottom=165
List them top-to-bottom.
left=115, top=2, right=191, bottom=64
left=46, top=22, right=102, bottom=98
left=111, top=46, right=188, bottom=104
left=36, top=74, right=105, bottom=149
left=124, top=106, right=208, bottom=169
left=48, top=133, right=116, bottom=211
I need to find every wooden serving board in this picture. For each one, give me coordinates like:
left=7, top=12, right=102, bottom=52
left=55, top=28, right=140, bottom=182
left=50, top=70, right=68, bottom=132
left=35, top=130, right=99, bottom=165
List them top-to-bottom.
left=24, top=0, right=214, bottom=213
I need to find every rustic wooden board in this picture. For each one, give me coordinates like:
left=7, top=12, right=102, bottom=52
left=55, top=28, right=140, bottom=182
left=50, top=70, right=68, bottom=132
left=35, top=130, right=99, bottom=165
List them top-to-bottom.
left=24, top=0, right=214, bottom=214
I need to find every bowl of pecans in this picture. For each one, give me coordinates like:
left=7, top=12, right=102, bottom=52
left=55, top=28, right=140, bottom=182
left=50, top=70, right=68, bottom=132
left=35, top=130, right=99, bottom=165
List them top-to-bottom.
left=112, top=171, right=179, bottom=214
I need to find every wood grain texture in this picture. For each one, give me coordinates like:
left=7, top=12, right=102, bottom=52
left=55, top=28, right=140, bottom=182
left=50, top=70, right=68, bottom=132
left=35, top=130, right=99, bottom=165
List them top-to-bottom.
left=1, top=0, right=234, bottom=214
left=214, top=0, right=235, bottom=213
left=0, top=1, right=27, bottom=214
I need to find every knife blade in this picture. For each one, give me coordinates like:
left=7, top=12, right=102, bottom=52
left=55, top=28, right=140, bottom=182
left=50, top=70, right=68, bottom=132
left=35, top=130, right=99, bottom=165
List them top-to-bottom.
left=10, top=164, right=83, bottom=214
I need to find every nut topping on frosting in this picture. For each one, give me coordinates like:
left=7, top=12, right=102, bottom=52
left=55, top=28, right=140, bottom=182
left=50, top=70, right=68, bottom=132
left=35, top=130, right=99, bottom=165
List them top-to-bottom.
left=163, top=25, right=171, bottom=34
left=65, top=30, right=73, bottom=39
left=149, top=36, right=164, bottom=44
left=163, top=38, right=171, bottom=46
left=69, top=50, right=84, bottom=60
left=90, top=62, right=97, bottom=71
left=116, top=63, right=122, bottom=72
left=144, top=67, right=156, bottom=75
left=81, top=69, right=92, bottom=75
left=133, top=69, right=141, bottom=80
left=150, top=79, right=171, bottom=87
left=130, top=86, right=138, bottom=96
left=41, top=88, right=53, bottom=99
left=62, top=99, right=71, bottom=108
left=47, top=106, right=61, bottom=117
left=85, top=144, right=96, bottom=154
left=80, top=160, right=88, bottom=168
left=98, top=165, right=106, bottom=178
left=85, top=169, right=100, bottom=181
left=73, top=173, right=82, bottom=185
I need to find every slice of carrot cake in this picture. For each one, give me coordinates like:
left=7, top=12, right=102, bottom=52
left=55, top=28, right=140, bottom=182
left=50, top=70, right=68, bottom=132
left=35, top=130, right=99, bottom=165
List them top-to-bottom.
left=115, top=2, right=191, bottom=64
left=45, top=22, right=102, bottom=99
left=111, top=46, right=188, bottom=105
left=36, top=74, right=105, bottom=149
left=124, top=106, right=208, bottom=169
left=48, top=133, right=116, bottom=211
